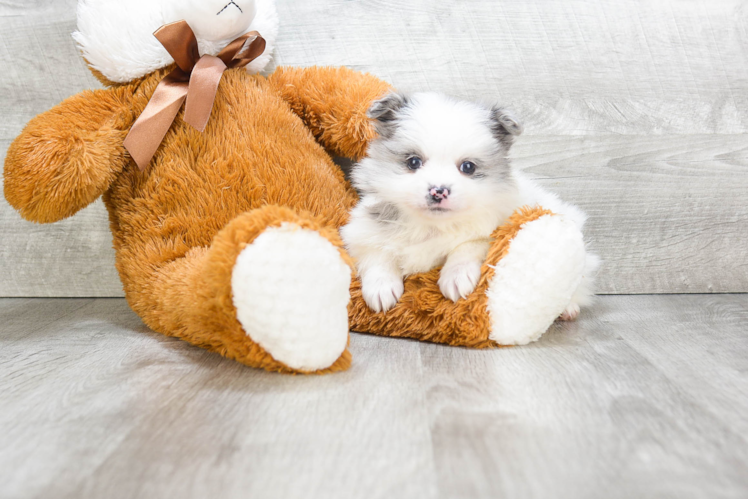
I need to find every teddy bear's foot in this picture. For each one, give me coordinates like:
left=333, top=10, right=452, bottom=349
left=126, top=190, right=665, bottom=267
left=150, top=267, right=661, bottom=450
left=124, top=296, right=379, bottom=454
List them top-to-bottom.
left=137, top=206, right=353, bottom=374
left=486, top=214, right=587, bottom=345
left=231, top=222, right=352, bottom=372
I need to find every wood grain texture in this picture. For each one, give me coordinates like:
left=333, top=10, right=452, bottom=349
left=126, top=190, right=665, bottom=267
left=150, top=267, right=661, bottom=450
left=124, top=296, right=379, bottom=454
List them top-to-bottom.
left=1, top=0, right=748, bottom=295
left=275, top=0, right=748, bottom=135
left=0, top=1, right=121, bottom=297
left=515, top=134, right=748, bottom=293
left=427, top=294, right=748, bottom=497
left=0, top=295, right=746, bottom=497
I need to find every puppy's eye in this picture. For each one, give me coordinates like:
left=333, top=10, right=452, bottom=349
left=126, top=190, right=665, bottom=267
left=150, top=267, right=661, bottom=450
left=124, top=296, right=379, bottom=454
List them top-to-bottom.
left=406, top=157, right=423, bottom=170
left=459, top=161, right=476, bottom=175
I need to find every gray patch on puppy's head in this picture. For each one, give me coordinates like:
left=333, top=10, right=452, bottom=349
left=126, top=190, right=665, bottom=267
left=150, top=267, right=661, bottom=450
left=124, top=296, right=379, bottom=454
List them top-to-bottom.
left=368, top=91, right=410, bottom=139
left=489, top=106, right=523, bottom=149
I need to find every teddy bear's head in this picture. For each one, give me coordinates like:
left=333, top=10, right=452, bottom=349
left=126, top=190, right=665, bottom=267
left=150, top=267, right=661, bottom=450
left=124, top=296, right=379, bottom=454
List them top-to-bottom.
left=73, top=0, right=279, bottom=85
left=164, top=1, right=258, bottom=42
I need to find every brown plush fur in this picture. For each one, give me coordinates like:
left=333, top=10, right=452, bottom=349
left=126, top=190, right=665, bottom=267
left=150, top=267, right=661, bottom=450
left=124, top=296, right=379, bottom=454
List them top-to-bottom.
left=4, top=62, right=556, bottom=374
left=5, top=65, right=388, bottom=374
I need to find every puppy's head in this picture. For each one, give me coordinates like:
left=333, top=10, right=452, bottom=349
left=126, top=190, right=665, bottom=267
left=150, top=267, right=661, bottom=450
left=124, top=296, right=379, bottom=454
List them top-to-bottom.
left=354, top=92, right=522, bottom=223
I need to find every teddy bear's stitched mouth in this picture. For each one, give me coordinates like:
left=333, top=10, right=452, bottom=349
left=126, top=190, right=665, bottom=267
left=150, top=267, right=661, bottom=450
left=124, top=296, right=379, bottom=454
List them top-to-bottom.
left=217, top=1, right=243, bottom=15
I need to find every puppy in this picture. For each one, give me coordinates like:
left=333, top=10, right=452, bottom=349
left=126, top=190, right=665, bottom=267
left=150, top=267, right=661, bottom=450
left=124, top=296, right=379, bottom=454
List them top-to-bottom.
left=340, top=92, right=599, bottom=318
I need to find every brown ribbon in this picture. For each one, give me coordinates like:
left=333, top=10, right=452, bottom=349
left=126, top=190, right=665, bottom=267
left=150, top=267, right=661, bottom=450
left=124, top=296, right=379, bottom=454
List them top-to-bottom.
left=123, top=21, right=266, bottom=170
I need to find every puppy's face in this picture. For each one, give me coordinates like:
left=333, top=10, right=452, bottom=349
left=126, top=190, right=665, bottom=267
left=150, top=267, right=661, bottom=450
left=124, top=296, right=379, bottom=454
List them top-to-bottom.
left=353, top=92, right=523, bottom=224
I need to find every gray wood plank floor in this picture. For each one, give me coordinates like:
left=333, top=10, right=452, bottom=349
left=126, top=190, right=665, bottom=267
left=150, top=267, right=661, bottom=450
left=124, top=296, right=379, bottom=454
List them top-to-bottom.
left=1, top=295, right=746, bottom=498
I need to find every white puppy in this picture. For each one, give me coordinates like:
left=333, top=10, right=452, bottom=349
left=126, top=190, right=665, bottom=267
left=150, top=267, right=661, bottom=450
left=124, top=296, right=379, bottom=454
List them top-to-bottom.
left=340, top=92, right=599, bottom=318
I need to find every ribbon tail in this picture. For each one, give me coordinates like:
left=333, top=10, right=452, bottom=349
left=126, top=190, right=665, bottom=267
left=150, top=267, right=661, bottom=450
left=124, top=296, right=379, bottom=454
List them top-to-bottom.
left=184, top=55, right=227, bottom=132
left=124, top=74, right=189, bottom=171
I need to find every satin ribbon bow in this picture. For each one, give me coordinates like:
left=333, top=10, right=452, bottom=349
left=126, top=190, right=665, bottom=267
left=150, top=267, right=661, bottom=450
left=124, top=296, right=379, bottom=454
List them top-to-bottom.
left=123, top=20, right=266, bottom=170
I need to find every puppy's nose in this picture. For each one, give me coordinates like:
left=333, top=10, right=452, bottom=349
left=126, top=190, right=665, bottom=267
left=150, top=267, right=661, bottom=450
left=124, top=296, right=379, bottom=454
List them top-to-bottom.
left=429, top=186, right=450, bottom=203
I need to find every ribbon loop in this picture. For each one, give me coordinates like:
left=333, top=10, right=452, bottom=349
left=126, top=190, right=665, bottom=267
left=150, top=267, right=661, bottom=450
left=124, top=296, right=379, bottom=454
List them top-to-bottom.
left=123, top=21, right=265, bottom=171
left=154, top=21, right=201, bottom=74
left=219, top=32, right=266, bottom=68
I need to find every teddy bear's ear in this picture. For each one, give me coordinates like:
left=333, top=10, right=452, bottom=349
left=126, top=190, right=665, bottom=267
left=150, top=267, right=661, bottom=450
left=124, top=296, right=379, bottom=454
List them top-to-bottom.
left=73, top=0, right=173, bottom=84
left=368, top=92, right=410, bottom=138
left=489, top=106, right=523, bottom=148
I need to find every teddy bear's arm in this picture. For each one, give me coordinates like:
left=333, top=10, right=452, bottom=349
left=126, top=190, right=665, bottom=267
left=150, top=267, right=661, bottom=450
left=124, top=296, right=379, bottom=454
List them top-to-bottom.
left=268, top=66, right=392, bottom=161
left=4, top=87, right=134, bottom=223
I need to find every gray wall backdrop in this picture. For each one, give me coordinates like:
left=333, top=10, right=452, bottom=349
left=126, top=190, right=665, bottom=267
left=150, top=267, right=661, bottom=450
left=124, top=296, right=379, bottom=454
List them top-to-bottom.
left=1, top=0, right=746, bottom=297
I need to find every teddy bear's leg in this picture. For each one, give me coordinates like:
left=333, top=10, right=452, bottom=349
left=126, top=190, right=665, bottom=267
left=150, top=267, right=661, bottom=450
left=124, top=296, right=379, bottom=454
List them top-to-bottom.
left=268, top=66, right=392, bottom=161
left=134, top=206, right=353, bottom=374
left=348, top=207, right=588, bottom=348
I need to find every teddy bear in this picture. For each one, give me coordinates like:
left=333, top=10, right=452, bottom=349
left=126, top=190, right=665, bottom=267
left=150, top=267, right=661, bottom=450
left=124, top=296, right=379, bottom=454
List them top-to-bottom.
left=4, top=0, right=592, bottom=374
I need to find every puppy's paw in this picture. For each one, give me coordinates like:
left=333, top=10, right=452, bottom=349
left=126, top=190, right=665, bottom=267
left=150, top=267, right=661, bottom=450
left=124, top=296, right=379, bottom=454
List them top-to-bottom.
left=439, top=260, right=482, bottom=302
left=361, top=269, right=404, bottom=313
left=558, top=302, right=581, bottom=321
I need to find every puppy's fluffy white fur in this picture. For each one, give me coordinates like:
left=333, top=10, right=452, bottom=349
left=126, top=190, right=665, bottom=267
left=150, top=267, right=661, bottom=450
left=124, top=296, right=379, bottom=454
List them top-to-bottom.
left=341, top=92, right=599, bottom=316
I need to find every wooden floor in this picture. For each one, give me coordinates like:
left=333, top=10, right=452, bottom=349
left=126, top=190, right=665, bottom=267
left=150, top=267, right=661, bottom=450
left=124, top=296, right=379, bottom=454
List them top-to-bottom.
left=1, top=295, right=747, bottom=498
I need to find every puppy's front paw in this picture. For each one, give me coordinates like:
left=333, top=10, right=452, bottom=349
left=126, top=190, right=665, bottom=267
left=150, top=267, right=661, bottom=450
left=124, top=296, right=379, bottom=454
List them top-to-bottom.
left=438, top=260, right=482, bottom=302
left=361, top=269, right=404, bottom=313
left=559, top=302, right=581, bottom=321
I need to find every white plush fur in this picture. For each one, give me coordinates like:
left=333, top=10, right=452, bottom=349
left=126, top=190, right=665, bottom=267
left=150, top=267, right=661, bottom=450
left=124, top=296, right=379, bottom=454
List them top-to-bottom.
left=73, top=0, right=279, bottom=83
left=341, top=92, right=599, bottom=320
left=514, top=171, right=601, bottom=313
left=486, top=215, right=586, bottom=345
left=231, top=224, right=351, bottom=371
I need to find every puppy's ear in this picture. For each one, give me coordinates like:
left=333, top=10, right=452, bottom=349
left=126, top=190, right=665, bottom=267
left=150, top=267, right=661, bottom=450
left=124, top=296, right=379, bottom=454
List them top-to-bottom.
left=368, top=92, right=409, bottom=138
left=490, top=106, right=523, bottom=148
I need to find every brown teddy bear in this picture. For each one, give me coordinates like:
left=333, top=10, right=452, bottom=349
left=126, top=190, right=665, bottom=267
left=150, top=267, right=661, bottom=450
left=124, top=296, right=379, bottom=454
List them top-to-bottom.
left=4, top=0, right=592, bottom=374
